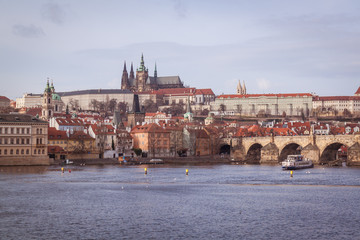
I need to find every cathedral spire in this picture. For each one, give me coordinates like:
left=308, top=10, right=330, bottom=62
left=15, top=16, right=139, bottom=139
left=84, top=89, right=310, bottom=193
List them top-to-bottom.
left=137, top=53, right=147, bottom=72
left=121, top=61, right=129, bottom=90
left=123, top=61, right=127, bottom=72
left=130, top=62, right=134, bottom=79
left=154, top=62, right=157, bottom=78
left=237, top=80, right=243, bottom=94
left=242, top=80, right=246, bottom=94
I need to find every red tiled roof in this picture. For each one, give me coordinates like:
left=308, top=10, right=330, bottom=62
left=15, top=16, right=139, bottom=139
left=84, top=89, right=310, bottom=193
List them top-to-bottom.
left=355, top=86, right=360, bottom=95
left=154, top=88, right=196, bottom=95
left=195, top=88, right=215, bottom=95
left=217, top=93, right=313, bottom=99
left=0, top=96, right=10, bottom=101
left=313, top=96, right=360, bottom=101
left=26, top=108, right=42, bottom=117
left=56, top=118, right=84, bottom=126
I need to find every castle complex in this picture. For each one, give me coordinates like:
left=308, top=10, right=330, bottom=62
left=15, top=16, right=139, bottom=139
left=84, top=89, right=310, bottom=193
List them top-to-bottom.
left=121, top=54, right=184, bottom=92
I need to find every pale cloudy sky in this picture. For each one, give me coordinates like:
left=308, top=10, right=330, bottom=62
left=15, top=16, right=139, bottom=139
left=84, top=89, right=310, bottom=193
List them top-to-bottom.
left=1, top=0, right=360, bottom=100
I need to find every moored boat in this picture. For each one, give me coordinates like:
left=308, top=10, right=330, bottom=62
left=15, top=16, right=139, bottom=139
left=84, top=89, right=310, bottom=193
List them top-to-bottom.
left=281, top=155, right=313, bottom=170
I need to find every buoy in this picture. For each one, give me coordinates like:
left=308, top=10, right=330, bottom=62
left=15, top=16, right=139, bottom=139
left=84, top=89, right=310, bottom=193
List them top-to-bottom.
left=61, top=167, right=64, bottom=173
left=144, top=168, right=147, bottom=175
left=186, top=169, right=189, bottom=175
left=290, top=170, right=293, bottom=178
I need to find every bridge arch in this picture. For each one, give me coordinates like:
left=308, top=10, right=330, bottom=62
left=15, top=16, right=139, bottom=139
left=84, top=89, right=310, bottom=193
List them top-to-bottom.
left=320, top=142, right=348, bottom=165
left=245, top=143, right=262, bottom=164
left=279, top=143, right=302, bottom=162
left=219, top=144, right=231, bottom=155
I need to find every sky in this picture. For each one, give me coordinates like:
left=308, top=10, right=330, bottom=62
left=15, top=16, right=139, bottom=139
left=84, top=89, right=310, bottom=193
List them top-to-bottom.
left=1, top=0, right=360, bottom=100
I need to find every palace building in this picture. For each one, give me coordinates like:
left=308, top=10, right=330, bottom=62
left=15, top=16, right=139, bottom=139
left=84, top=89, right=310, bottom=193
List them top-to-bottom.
left=121, top=54, right=184, bottom=92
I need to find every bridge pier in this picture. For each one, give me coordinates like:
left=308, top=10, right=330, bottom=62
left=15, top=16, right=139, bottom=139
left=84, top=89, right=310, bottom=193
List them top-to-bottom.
left=348, top=142, right=360, bottom=166
left=260, top=143, right=279, bottom=164
left=301, top=143, right=320, bottom=164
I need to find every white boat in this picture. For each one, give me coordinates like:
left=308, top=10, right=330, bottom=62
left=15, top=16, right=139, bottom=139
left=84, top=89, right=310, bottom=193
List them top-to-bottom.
left=281, top=155, right=313, bottom=170
left=149, top=159, right=164, bottom=164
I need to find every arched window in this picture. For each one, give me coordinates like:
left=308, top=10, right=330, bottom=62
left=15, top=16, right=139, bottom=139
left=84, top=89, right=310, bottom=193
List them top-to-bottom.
left=48, top=98, right=50, bottom=104
left=55, top=105, right=58, bottom=111
left=48, top=110, right=51, bottom=116
left=36, top=129, right=39, bottom=134
left=40, top=129, right=43, bottom=134
left=21, top=138, right=25, bottom=144
left=26, top=138, right=30, bottom=144
left=10, top=149, right=13, bottom=155
left=16, top=149, right=19, bottom=155
left=21, top=149, right=24, bottom=154
left=26, top=149, right=29, bottom=155
left=34, top=149, right=36, bottom=154
left=38, top=149, right=41, bottom=154
left=42, top=149, right=45, bottom=154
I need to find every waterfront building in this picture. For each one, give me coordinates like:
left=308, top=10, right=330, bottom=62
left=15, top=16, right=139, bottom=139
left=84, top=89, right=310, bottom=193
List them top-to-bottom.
left=121, top=54, right=184, bottom=92
left=211, top=93, right=313, bottom=117
left=0, top=113, right=49, bottom=165
left=130, top=123, right=171, bottom=157
left=47, top=127, right=97, bottom=160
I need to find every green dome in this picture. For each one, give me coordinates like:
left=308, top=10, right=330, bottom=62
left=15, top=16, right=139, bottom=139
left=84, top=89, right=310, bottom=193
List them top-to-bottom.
left=52, top=93, right=61, bottom=100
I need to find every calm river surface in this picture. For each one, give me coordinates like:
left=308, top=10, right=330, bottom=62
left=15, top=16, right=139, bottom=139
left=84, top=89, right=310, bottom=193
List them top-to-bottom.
left=0, top=164, right=359, bottom=240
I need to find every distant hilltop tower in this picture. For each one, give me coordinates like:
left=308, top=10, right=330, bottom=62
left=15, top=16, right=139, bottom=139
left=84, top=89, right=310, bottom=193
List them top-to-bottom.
left=121, top=54, right=184, bottom=92
left=237, top=80, right=247, bottom=95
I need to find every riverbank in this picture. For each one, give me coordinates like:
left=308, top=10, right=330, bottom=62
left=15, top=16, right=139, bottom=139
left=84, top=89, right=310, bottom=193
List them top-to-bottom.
left=53, top=156, right=234, bottom=166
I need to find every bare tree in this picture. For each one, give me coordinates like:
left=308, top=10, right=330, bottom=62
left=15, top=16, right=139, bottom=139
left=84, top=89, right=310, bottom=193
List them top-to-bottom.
left=143, top=99, right=158, bottom=112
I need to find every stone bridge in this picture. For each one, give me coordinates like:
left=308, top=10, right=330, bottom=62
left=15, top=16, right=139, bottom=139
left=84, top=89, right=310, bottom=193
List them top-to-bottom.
left=221, top=134, right=360, bottom=166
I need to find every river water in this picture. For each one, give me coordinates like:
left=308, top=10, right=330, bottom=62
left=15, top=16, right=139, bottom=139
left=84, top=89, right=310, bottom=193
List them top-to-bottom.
left=0, top=164, right=359, bottom=240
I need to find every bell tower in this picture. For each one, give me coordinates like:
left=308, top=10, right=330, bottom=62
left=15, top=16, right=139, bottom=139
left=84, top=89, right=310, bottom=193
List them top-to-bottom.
left=135, top=54, right=148, bottom=92
left=42, top=78, right=54, bottom=120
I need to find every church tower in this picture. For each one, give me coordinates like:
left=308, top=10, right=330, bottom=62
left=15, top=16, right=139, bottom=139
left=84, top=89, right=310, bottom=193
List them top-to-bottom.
left=135, top=54, right=148, bottom=92
left=121, top=61, right=129, bottom=90
left=42, top=79, right=54, bottom=120
left=236, top=80, right=247, bottom=95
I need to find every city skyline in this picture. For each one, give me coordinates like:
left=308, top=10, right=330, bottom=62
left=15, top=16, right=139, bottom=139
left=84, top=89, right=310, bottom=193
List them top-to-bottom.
left=1, top=0, right=360, bottom=100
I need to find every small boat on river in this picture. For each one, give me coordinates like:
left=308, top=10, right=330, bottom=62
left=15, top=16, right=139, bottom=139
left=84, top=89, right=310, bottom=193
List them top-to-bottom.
left=281, top=155, right=313, bottom=170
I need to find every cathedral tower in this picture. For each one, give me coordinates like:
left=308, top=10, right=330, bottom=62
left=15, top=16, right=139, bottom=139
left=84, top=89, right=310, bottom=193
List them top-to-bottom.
left=135, top=54, right=148, bottom=92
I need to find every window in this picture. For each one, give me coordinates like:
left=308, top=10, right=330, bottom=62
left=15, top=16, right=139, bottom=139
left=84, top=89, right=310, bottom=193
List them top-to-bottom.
left=0, top=127, right=2, bottom=134
left=5, top=128, right=8, bottom=134
left=11, top=128, right=14, bottom=134
left=17, top=128, right=20, bottom=134
left=22, top=128, right=25, bottom=134
left=27, top=128, right=30, bottom=134
left=36, top=129, right=39, bottom=134
left=0, top=138, right=2, bottom=144
left=4, top=138, right=7, bottom=144
left=10, top=138, right=14, bottom=144
left=16, top=138, right=20, bottom=144
left=21, top=139, right=24, bottom=144
left=26, top=139, right=30, bottom=144
left=0, top=149, right=1, bottom=155
left=4, top=149, right=7, bottom=155
left=10, top=149, right=13, bottom=155
left=16, top=149, right=19, bottom=155
left=21, top=149, right=24, bottom=154
left=26, top=149, right=29, bottom=155
left=34, top=149, right=36, bottom=154
left=38, top=149, right=41, bottom=154
left=42, top=149, right=45, bottom=154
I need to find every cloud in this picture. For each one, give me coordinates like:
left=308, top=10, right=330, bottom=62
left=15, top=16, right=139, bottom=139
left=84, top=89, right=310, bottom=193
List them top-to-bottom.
left=173, top=0, right=187, bottom=18
left=41, top=2, right=66, bottom=25
left=12, top=24, right=45, bottom=38
left=256, top=78, right=270, bottom=91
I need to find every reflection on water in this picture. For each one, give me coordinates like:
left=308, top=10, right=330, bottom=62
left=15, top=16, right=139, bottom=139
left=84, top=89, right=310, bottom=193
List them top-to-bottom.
left=0, top=164, right=359, bottom=240
left=0, top=166, right=48, bottom=174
